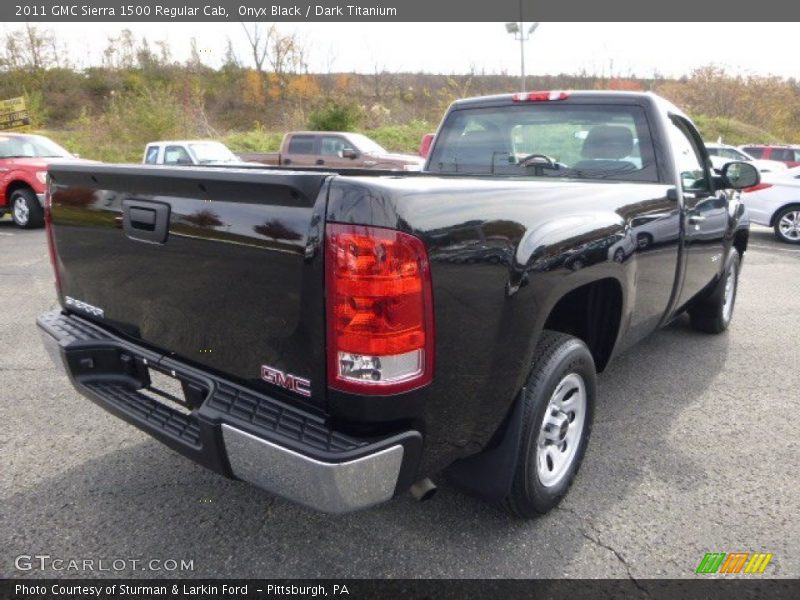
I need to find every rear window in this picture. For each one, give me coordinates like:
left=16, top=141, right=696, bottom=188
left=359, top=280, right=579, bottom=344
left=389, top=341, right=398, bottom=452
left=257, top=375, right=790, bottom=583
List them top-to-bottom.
left=428, top=103, right=659, bottom=182
left=287, top=135, right=315, bottom=155
left=144, top=146, right=159, bottom=164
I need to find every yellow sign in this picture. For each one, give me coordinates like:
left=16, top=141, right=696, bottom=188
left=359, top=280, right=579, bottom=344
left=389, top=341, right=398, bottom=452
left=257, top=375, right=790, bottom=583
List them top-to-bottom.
left=0, top=96, right=31, bottom=130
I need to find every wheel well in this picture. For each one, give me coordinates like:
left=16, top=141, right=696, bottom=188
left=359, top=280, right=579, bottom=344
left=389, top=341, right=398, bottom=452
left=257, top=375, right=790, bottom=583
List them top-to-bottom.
left=5, top=180, right=35, bottom=203
left=770, top=203, right=800, bottom=227
left=733, top=228, right=748, bottom=258
left=543, top=278, right=623, bottom=372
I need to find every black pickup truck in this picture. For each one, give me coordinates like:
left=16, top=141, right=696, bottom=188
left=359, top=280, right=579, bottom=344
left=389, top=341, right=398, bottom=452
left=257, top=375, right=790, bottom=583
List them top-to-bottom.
left=38, top=91, right=758, bottom=516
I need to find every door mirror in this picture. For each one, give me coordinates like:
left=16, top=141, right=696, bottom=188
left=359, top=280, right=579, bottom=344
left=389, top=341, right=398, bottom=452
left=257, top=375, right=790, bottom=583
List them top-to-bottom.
left=341, top=148, right=359, bottom=160
left=721, top=161, right=759, bottom=190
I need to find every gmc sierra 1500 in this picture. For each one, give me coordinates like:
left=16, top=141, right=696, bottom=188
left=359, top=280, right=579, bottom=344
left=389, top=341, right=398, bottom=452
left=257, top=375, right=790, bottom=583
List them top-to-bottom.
left=38, top=91, right=757, bottom=516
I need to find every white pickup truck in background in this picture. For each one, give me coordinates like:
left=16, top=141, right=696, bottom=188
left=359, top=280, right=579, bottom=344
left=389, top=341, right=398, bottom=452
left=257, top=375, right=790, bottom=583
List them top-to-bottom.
left=142, top=140, right=255, bottom=166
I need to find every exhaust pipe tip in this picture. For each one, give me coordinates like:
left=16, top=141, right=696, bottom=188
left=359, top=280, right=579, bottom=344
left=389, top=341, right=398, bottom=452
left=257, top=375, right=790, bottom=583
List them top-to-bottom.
left=409, top=477, right=437, bottom=502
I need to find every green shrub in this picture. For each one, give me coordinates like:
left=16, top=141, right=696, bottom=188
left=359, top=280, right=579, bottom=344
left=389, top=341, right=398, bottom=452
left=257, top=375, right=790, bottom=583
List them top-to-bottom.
left=307, top=101, right=363, bottom=131
left=366, top=120, right=433, bottom=153
left=223, top=123, right=284, bottom=152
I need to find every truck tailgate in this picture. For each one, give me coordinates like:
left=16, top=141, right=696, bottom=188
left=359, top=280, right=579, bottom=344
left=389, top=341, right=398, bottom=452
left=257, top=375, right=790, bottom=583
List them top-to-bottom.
left=47, top=164, right=330, bottom=408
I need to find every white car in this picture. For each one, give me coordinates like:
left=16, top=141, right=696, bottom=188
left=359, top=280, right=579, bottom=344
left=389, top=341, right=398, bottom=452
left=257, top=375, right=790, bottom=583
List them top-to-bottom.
left=704, top=143, right=787, bottom=174
left=740, top=166, right=800, bottom=244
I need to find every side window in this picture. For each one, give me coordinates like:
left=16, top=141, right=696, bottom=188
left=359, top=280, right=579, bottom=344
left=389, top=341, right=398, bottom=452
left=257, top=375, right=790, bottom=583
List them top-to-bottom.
left=668, top=119, right=708, bottom=191
left=287, top=135, right=315, bottom=155
left=321, top=136, right=356, bottom=156
left=164, top=145, right=192, bottom=165
left=144, top=146, right=159, bottom=164
left=743, top=146, right=764, bottom=158
left=770, top=148, right=793, bottom=161
left=793, top=149, right=800, bottom=161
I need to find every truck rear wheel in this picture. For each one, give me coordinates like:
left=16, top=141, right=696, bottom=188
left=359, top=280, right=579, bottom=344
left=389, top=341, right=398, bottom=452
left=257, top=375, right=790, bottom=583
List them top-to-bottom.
left=10, top=188, right=44, bottom=229
left=688, top=249, right=740, bottom=334
left=501, top=330, right=596, bottom=517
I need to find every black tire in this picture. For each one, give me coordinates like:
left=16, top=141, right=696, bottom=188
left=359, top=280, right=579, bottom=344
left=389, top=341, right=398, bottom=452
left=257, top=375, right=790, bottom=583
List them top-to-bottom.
left=9, top=188, right=44, bottom=229
left=772, top=205, right=800, bottom=245
left=636, top=232, right=653, bottom=250
left=689, top=249, right=740, bottom=334
left=500, top=330, right=596, bottom=518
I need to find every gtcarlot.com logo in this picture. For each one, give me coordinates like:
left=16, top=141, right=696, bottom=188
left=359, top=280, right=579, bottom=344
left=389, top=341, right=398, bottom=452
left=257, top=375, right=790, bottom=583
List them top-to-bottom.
left=696, top=552, right=773, bottom=574
left=14, top=554, right=194, bottom=572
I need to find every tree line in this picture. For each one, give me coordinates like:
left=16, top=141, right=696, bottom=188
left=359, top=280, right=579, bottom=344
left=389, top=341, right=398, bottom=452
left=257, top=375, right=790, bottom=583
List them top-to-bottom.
left=1, top=25, right=798, bottom=161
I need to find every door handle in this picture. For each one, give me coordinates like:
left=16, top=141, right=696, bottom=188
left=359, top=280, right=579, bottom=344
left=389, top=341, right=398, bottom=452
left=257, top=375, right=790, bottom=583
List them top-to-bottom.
left=283, top=158, right=292, bottom=165
left=316, top=159, right=325, bottom=165
left=122, top=199, right=170, bottom=244
left=688, top=215, right=706, bottom=225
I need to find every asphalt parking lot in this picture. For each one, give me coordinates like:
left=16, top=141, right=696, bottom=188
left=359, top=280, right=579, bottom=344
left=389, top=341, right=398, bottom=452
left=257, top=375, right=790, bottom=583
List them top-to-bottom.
left=1, top=219, right=798, bottom=582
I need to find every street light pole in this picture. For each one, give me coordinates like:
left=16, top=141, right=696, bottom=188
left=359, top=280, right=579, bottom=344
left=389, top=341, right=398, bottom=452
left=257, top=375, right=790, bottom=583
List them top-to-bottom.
left=519, top=5, right=526, bottom=91
left=505, top=9, right=539, bottom=92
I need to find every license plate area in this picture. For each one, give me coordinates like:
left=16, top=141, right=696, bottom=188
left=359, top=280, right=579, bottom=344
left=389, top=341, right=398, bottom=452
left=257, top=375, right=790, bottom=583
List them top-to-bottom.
left=141, top=368, right=193, bottom=415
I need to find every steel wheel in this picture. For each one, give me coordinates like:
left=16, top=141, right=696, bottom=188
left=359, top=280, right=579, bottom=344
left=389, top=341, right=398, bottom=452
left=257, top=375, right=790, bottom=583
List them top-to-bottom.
left=13, top=195, right=30, bottom=226
left=777, top=210, right=800, bottom=242
left=536, top=373, right=587, bottom=488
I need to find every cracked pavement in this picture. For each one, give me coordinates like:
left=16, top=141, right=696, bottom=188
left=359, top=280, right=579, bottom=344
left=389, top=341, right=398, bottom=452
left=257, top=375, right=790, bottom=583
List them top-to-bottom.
left=1, top=220, right=798, bottom=581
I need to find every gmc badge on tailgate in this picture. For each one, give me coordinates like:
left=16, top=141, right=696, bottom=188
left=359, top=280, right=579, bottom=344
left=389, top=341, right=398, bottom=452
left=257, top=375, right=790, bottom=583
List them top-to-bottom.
left=261, top=365, right=311, bottom=397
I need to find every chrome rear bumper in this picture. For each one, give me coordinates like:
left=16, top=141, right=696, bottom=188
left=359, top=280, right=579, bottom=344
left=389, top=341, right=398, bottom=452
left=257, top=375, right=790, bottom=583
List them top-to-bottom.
left=37, top=309, right=421, bottom=513
left=222, top=425, right=404, bottom=513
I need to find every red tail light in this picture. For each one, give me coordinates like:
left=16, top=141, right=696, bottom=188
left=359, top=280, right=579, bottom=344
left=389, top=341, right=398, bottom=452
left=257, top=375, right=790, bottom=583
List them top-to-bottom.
left=512, top=90, right=570, bottom=102
left=742, top=183, right=773, bottom=193
left=44, top=186, right=62, bottom=294
left=325, top=223, right=434, bottom=394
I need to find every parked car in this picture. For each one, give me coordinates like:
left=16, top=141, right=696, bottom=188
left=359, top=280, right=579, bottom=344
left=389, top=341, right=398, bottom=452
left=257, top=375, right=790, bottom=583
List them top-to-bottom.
left=40, top=91, right=755, bottom=516
left=239, top=131, right=424, bottom=171
left=0, top=132, right=87, bottom=228
left=419, top=133, right=435, bottom=158
left=143, top=140, right=253, bottom=166
left=704, top=142, right=786, bottom=173
left=739, top=144, right=800, bottom=168
left=740, top=165, right=800, bottom=243
left=630, top=212, right=681, bottom=249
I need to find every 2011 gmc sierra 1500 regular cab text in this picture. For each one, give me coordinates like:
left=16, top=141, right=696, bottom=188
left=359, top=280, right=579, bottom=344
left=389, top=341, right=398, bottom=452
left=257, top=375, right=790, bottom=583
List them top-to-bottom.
left=38, top=91, right=758, bottom=517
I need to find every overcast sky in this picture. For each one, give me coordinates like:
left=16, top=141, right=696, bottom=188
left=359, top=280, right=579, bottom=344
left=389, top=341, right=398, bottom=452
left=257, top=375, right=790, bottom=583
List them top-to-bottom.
left=5, top=22, right=799, bottom=79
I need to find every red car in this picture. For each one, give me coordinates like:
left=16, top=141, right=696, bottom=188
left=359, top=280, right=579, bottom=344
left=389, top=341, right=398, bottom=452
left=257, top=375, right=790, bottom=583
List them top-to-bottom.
left=0, top=132, right=81, bottom=229
left=419, top=132, right=435, bottom=159
left=739, top=144, right=800, bottom=168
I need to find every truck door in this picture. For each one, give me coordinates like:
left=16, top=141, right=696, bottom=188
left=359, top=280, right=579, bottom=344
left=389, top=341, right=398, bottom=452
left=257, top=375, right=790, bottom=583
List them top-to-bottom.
left=668, top=116, right=729, bottom=309
left=319, top=135, right=361, bottom=168
left=163, top=145, right=193, bottom=166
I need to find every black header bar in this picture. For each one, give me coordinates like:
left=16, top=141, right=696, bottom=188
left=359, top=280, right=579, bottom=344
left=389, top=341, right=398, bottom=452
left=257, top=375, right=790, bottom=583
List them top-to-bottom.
left=3, top=0, right=800, bottom=21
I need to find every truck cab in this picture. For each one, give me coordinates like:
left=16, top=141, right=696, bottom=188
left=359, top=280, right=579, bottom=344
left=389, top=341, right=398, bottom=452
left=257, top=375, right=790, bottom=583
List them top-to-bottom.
left=240, top=132, right=425, bottom=171
left=143, top=140, right=246, bottom=166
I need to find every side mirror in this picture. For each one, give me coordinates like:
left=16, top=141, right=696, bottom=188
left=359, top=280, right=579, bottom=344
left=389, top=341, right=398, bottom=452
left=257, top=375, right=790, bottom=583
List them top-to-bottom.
left=341, top=148, right=359, bottom=160
left=73, top=153, right=80, bottom=159
left=721, top=161, right=760, bottom=190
